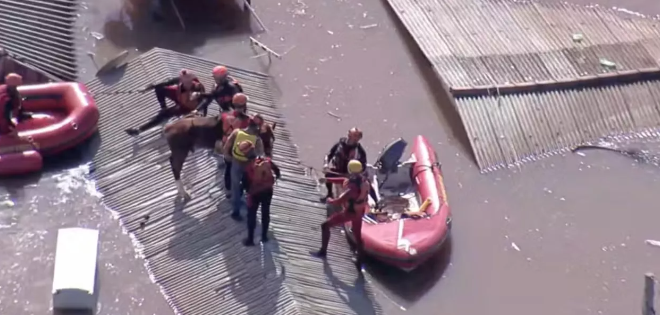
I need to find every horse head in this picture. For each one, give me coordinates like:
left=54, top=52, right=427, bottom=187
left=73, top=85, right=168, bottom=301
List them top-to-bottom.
left=260, top=121, right=276, bottom=157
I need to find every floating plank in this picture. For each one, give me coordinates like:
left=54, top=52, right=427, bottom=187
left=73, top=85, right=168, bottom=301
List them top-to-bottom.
left=85, top=48, right=382, bottom=315
left=52, top=227, right=100, bottom=311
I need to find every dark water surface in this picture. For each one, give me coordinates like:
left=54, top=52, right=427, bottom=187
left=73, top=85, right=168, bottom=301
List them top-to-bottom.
left=5, top=0, right=660, bottom=314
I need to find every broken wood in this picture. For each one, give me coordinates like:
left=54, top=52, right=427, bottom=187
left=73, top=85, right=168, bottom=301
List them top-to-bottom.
left=169, top=0, right=186, bottom=31
left=244, top=0, right=268, bottom=32
left=249, top=37, right=282, bottom=64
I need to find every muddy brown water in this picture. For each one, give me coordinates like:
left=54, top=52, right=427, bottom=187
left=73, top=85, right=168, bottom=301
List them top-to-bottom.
left=4, top=0, right=660, bottom=314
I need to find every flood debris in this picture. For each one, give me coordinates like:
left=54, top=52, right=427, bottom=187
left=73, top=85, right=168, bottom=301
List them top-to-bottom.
left=360, top=24, right=378, bottom=29
left=90, top=32, right=104, bottom=40
left=572, top=33, right=584, bottom=43
left=599, top=58, right=616, bottom=69
left=327, top=111, right=341, bottom=119
left=645, top=239, right=660, bottom=247
left=511, top=242, right=521, bottom=251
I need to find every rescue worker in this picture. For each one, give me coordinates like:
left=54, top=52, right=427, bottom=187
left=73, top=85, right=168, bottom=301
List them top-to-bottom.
left=196, top=66, right=243, bottom=116
left=125, top=69, right=205, bottom=136
left=0, top=73, right=31, bottom=135
left=219, top=93, right=251, bottom=195
left=222, top=115, right=265, bottom=221
left=321, top=128, right=368, bottom=203
left=242, top=148, right=281, bottom=246
left=311, top=159, right=370, bottom=269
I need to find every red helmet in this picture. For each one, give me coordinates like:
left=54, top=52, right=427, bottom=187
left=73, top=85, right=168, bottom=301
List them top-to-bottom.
left=212, top=66, right=228, bottom=78
left=5, top=73, right=22, bottom=86
left=232, top=93, right=248, bottom=107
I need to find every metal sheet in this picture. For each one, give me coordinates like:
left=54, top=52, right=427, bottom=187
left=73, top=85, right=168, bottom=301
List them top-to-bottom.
left=0, top=0, right=79, bottom=81
left=384, top=0, right=660, bottom=88
left=86, top=48, right=382, bottom=315
left=456, top=81, right=660, bottom=172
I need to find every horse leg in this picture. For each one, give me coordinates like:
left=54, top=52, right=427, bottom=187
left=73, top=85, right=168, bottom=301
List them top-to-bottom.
left=170, top=150, right=192, bottom=200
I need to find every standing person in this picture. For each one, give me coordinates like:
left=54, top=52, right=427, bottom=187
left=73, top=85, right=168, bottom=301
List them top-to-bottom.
left=196, top=65, right=243, bottom=116
left=125, top=69, right=205, bottom=136
left=0, top=73, right=31, bottom=136
left=218, top=93, right=251, bottom=196
left=222, top=116, right=265, bottom=221
left=321, top=127, right=368, bottom=203
left=242, top=151, right=281, bottom=246
left=311, top=160, right=370, bottom=270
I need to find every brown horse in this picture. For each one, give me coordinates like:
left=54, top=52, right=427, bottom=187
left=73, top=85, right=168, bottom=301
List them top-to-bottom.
left=164, top=113, right=277, bottom=199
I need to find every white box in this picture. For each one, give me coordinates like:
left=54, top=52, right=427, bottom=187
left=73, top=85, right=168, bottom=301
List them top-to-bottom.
left=52, top=228, right=100, bottom=311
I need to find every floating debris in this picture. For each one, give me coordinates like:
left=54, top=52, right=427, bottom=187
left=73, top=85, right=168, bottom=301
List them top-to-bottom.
left=360, top=24, right=378, bottom=29
left=327, top=30, right=334, bottom=35
left=90, top=32, right=104, bottom=40
left=572, top=33, right=584, bottom=43
left=599, top=58, right=616, bottom=69
left=327, top=111, right=341, bottom=119
left=645, top=239, right=660, bottom=247
left=511, top=242, right=521, bottom=251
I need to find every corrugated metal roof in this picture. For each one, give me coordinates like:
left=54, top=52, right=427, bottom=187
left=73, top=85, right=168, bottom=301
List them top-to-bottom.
left=0, top=0, right=79, bottom=81
left=386, top=0, right=660, bottom=88
left=86, top=48, right=382, bottom=315
left=0, top=50, right=62, bottom=84
left=455, top=80, right=660, bottom=171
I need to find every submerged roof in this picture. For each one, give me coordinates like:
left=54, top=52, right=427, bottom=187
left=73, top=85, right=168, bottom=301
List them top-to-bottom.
left=0, top=0, right=79, bottom=81
left=385, top=0, right=660, bottom=171
left=86, top=48, right=382, bottom=315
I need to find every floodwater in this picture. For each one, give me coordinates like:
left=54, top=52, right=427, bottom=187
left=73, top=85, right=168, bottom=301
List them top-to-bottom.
left=5, top=0, right=660, bottom=314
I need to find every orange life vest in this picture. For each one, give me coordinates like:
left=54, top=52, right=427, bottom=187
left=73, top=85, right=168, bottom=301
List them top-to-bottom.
left=176, top=80, right=204, bottom=111
left=221, top=111, right=250, bottom=143
left=245, top=157, right=276, bottom=194
left=343, top=174, right=370, bottom=213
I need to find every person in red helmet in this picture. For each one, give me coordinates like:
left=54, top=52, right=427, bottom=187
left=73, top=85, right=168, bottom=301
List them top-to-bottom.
left=196, top=65, right=243, bottom=116
left=125, top=69, right=205, bottom=136
left=0, top=73, right=31, bottom=135
left=218, top=93, right=251, bottom=195
left=321, top=127, right=368, bottom=203
left=241, top=147, right=281, bottom=246
left=311, top=159, right=370, bottom=270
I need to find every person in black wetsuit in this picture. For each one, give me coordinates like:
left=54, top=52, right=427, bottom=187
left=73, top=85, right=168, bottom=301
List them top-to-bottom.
left=195, top=65, right=244, bottom=116
left=125, top=69, right=205, bottom=136
left=0, top=73, right=31, bottom=135
left=321, top=127, right=377, bottom=204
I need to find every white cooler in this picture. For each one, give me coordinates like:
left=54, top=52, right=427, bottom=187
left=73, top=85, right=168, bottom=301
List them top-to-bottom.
left=52, top=227, right=99, bottom=311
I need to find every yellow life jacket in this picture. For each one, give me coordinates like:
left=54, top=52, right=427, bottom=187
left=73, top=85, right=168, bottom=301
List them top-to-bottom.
left=232, top=130, right=257, bottom=162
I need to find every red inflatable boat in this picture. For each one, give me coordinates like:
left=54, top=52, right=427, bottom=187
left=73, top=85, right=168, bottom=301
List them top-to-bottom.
left=0, top=82, right=99, bottom=176
left=336, top=135, right=452, bottom=271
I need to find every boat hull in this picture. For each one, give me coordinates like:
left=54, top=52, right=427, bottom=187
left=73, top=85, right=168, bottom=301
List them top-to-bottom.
left=0, top=82, right=99, bottom=176
left=343, top=135, right=452, bottom=271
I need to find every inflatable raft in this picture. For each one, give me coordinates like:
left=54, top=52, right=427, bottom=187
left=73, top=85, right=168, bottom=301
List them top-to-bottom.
left=0, top=82, right=99, bottom=176
left=334, top=136, right=452, bottom=271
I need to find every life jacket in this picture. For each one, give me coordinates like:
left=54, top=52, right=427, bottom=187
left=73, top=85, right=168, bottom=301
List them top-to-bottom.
left=214, top=77, right=242, bottom=107
left=176, top=79, right=204, bottom=111
left=221, top=111, right=250, bottom=143
left=232, top=130, right=257, bottom=162
left=332, top=138, right=359, bottom=171
left=245, top=157, right=275, bottom=194
left=343, top=174, right=370, bottom=214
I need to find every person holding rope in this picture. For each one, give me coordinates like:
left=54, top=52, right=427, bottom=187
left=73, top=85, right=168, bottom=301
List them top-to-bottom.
left=196, top=66, right=243, bottom=116
left=125, top=69, right=205, bottom=136
left=0, top=73, right=32, bottom=136
left=223, top=115, right=265, bottom=221
left=321, top=127, right=370, bottom=203
left=311, top=159, right=370, bottom=270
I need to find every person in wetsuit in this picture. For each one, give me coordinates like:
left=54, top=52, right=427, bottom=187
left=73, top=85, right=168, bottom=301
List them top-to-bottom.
left=196, top=65, right=243, bottom=116
left=125, top=69, right=205, bottom=136
left=0, top=73, right=31, bottom=135
left=321, top=127, right=368, bottom=203
left=242, top=151, right=281, bottom=246
left=311, top=159, right=370, bottom=270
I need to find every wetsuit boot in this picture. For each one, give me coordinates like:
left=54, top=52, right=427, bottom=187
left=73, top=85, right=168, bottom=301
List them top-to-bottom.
left=309, top=224, right=330, bottom=258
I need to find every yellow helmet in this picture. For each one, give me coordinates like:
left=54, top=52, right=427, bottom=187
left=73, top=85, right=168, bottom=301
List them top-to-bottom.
left=347, top=159, right=363, bottom=174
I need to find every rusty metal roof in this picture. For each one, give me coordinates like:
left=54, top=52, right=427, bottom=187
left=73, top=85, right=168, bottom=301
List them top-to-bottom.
left=0, top=0, right=79, bottom=81
left=386, top=0, right=660, bottom=89
left=86, top=48, right=382, bottom=315
left=456, top=79, right=660, bottom=171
